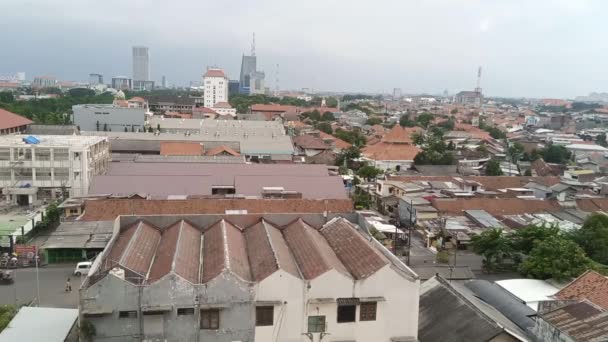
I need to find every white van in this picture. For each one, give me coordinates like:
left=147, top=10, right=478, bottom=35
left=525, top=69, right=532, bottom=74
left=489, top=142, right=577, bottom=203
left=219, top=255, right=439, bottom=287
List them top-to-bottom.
left=74, top=261, right=92, bottom=276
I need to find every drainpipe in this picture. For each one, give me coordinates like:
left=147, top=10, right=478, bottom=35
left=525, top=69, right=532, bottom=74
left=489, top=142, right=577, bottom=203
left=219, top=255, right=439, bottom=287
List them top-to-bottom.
left=137, top=284, right=143, bottom=342
left=194, top=294, right=200, bottom=342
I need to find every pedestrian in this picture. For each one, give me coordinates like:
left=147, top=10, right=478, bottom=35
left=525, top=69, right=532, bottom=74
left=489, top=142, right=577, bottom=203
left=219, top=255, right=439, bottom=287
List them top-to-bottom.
left=65, top=277, right=72, bottom=292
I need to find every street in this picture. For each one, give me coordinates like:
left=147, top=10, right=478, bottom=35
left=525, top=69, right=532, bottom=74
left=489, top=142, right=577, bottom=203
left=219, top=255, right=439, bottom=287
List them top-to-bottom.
left=0, top=264, right=82, bottom=308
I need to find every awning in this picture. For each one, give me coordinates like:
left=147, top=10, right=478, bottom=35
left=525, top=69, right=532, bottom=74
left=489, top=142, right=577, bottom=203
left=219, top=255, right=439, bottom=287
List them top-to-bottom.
left=336, top=297, right=360, bottom=306
left=308, top=298, right=335, bottom=304
left=255, top=300, right=283, bottom=306
left=142, top=305, right=172, bottom=313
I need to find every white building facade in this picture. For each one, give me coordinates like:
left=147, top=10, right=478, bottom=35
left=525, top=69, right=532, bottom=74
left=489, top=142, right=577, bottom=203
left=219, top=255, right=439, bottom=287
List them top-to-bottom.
left=203, top=68, right=229, bottom=109
left=0, top=135, right=110, bottom=203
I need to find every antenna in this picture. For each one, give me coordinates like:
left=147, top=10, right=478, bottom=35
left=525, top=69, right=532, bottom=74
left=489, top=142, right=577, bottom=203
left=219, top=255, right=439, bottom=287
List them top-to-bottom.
left=251, top=33, right=256, bottom=56
left=275, top=63, right=280, bottom=96
left=476, top=66, right=482, bottom=91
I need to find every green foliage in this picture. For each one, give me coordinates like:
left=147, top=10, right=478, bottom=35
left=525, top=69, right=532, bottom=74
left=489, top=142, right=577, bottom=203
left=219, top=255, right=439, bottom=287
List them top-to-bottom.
left=68, top=88, right=96, bottom=97
left=0, top=92, right=14, bottom=103
left=0, top=93, right=114, bottom=124
left=228, top=94, right=276, bottom=113
left=342, top=94, right=380, bottom=102
left=324, top=97, right=338, bottom=108
left=343, top=102, right=374, bottom=115
left=450, top=108, right=458, bottom=114
left=321, top=111, right=335, bottom=121
left=415, top=112, right=434, bottom=129
left=399, top=114, right=416, bottom=127
left=366, top=117, right=383, bottom=126
left=437, top=118, right=455, bottom=131
left=478, top=118, right=507, bottom=139
left=315, top=122, right=333, bottom=134
left=334, top=128, right=366, bottom=147
left=411, top=132, right=425, bottom=145
left=414, top=133, right=454, bottom=165
left=596, top=134, right=608, bottom=147
left=447, top=141, right=456, bottom=150
left=508, top=142, right=525, bottom=163
left=542, top=145, right=572, bottom=164
left=335, top=146, right=361, bottom=167
left=485, top=160, right=503, bottom=176
left=357, top=165, right=382, bottom=180
left=524, top=169, right=532, bottom=176
left=353, top=189, right=372, bottom=210
left=29, top=202, right=61, bottom=239
left=572, top=213, right=608, bottom=264
left=511, top=225, right=560, bottom=254
left=369, top=227, right=387, bottom=241
left=471, top=229, right=515, bottom=271
left=519, top=236, right=593, bottom=280
left=436, top=251, right=450, bottom=264
left=0, top=305, right=17, bottom=333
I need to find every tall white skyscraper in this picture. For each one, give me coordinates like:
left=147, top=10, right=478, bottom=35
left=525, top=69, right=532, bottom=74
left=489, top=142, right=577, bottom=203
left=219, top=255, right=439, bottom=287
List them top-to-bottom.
left=132, top=46, right=150, bottom=81
left=203, top=68, right=228, bottom=108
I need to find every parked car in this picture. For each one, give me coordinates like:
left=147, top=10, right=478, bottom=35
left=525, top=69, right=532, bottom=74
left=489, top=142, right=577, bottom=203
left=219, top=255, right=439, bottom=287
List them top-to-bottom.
left=74, top=261, right=92, bottom=276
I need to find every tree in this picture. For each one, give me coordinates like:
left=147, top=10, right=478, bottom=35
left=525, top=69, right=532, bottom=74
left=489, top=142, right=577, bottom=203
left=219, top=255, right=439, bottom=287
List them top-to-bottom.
left=68, top=88, right=95, bottom=97
left=0, top=92, right=14, bottom=103
left=325, top=97, right=338, bottom=108
left=450, top=108, right=458, bottom=114
left=321, top=111, right=335, bottom=121
left=416, top=112, right=434, bottom=129
left=399, top=114, right=416, bottom=127
left=366, top=117, right=383, bottom=126
left=315, top=122, right=333, bottom=134
left=334, top=129, right=366, bottom=147
left=411, top=132, right=424, bottom=145
left=596, top=133, right=608, bottom=147
left=447, top=141, right=456, bottom=150
left=508, top=142, right=525, bottom=163
left=542, top=145, right=571, bottom=164
left=335, top=146, right=361, bottom=167
left=485, top=160, right=503, bottom=176
left=357, top=165, right=382, bottom=181
left=524, top=169, right=532, bottom=176
left=572, top=213, right=608, bottom=264
left=511, top=225, right=560, bottom=254
left=471, top=229, right=515, bottom=271
left=520, top=236, right=593, bottom=280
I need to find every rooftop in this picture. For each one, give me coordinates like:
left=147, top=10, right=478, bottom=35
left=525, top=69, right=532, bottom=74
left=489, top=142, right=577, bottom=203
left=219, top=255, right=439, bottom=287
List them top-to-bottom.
left=203, top=68, right=227, bottom=78
left=0, top=109, right=33, bottom=130
left=0, top=134, right=107, bottom=148
left=89, top=163, right=347, bottom=200
left=91, top=216, right=401, bottom=286
left=555, top=270, right=608, bottom=310
left=0, top=307, right=78, bottom=342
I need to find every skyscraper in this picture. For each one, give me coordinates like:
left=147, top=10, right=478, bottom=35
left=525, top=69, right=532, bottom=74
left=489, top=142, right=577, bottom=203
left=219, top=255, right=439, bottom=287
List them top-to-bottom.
left=239, top=34, right=265, bottom=95
left=132, top=46, right=150, bottom=81
left=203, top=68, right=228, bottom=108
left=89, top=73, right=103, bottom=86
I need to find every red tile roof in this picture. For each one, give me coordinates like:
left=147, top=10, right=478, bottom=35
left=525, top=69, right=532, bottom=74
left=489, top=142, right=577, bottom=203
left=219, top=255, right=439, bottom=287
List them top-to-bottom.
left=204, top=69, right=227, bottom=78
left=128, top=97, right=146, bottom=103
left=193, top=107, right=218, bottom=114
left=0, top=109, right=33, bottom=130
left=453, top=123, right=491, bottom=140
left=382, top=125, right=422, bottom=144
left=317, top=131, right=352, bottom=150
left=293, top=134, right=330, bottom=150
left=160, top=142, right=204, bottom=156
left=362, top=142, right=421, bottom=161
left=205, top=145, right=240, bottom=157
left=431, top=197, right=561, bottom=216
left=576, top=198, right=608, bottom=212
left=81, top=199, right=354, bottom=221
left=94, top=214, right=400, bottom=286
left=320, top=218, right=388, bottom=279
left=555, top=270, right=608, bottom=310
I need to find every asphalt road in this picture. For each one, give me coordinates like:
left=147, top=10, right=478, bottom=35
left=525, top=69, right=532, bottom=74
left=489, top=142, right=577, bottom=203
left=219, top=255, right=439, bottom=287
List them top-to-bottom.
left=0, top=264, right=82, bottom=308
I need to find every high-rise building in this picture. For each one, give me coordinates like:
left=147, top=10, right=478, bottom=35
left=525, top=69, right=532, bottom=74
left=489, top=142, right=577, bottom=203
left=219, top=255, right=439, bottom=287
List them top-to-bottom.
left=239, top=34, right=265, bottom=95
left=132, top=46, right=150, bottom=81
left=203, top=68, right=228, bottom=108
left=15, top=72, right=25, bottom=82
left=89, top=73, right=103, bottom=86
left=161, top=75, right=167, bottom=88
left=111, top=76, right=132, bottom=90
left=228, top=80, right=240, bottom=97
left=393, top=88, right=402, bottom=99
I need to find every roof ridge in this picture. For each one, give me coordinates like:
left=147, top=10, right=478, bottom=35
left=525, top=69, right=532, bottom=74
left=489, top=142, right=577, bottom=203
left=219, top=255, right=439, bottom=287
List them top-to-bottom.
left=221, top=219, right=230, bottom=273
left=261, top=219, right=281, bottom=272
left=118, top=220, right=142, bottom=266
left=171, top=220, right=185, bottom=274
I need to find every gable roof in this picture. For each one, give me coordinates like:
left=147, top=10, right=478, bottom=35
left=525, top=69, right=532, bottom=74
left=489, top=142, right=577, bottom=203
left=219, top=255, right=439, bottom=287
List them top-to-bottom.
left=204, top=69, right=226, bottom=78
left=0, top=109, right=33, bottom=130
left=382, top=125, right=422, bottom=144
left=317, top=131, right=352, bottom=150
left=293, top=134, right=330, bottom=150
left=362, top=142, right=421, bottom=161
left=206, top=145, right=240, bottom=156
left=555, top=270, right=608, bottom=310
left=539, top=300, right=608, bottom=341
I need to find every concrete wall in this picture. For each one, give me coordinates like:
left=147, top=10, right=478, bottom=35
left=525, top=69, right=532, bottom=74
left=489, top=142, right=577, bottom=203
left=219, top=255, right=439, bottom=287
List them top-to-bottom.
left=73, top=105, right=146, bottom=132
left=532, top=318, right=574, bottom=342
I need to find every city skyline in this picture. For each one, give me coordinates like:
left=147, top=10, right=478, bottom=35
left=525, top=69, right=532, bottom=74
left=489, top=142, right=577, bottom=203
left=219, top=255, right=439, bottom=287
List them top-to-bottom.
left=1, top=0, right=607, bottom=98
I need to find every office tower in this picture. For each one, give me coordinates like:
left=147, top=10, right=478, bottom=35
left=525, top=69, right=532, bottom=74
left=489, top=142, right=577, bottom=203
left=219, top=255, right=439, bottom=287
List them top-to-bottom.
left=239, top=33, right=265, bottom=95
left=132, top=46, right=150, bottom=81
left=89, top=73, right=103, bottom=86
left=161, top=76, right=167, bottom=88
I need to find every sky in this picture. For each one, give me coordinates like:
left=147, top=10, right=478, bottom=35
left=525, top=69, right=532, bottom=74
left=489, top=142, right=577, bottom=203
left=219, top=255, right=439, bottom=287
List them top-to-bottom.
left=1, top=0, right=607, bottom=98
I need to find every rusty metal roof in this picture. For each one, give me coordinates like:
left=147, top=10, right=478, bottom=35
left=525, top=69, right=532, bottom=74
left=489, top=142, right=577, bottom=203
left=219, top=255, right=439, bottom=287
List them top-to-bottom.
left=540, top=300, right=608, bottom=341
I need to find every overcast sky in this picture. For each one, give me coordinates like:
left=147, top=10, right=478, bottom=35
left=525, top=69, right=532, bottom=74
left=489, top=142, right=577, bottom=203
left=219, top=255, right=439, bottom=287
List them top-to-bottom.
left=1, top=0, right=606, bottom=98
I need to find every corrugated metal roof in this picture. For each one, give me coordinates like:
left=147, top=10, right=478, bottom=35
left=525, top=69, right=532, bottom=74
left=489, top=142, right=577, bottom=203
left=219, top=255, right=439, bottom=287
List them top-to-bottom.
left=0, top=307, right=77, bottom=342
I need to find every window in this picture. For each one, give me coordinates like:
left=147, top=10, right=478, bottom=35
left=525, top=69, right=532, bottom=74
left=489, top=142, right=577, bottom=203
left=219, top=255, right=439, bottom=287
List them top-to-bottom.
left=360, top=302, right=377, bottom=321
left=337, top=304, right=356, bottom=323
left=256, top=306, right=274, bottom=326
left=177, top=308, right=194, bottom=315
left=200, top=309, right=219, bottom=330
left=119, top=311, right=137, bottom=318
left=307, top=316, right=326, bottom=333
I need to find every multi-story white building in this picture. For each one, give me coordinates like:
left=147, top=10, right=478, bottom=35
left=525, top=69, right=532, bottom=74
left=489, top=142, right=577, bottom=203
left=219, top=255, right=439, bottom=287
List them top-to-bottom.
left=132, top=46, right=150, bottom=82
left=203, top=68, right=229, bottom=109
left=0, top=135, right=110, bottom=204
left=80, top=214, right=420, bottom=342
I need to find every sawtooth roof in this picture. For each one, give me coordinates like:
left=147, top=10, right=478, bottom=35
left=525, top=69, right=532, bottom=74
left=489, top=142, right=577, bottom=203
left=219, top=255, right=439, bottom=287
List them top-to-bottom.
left=97, top=217, right=391, bottom=285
